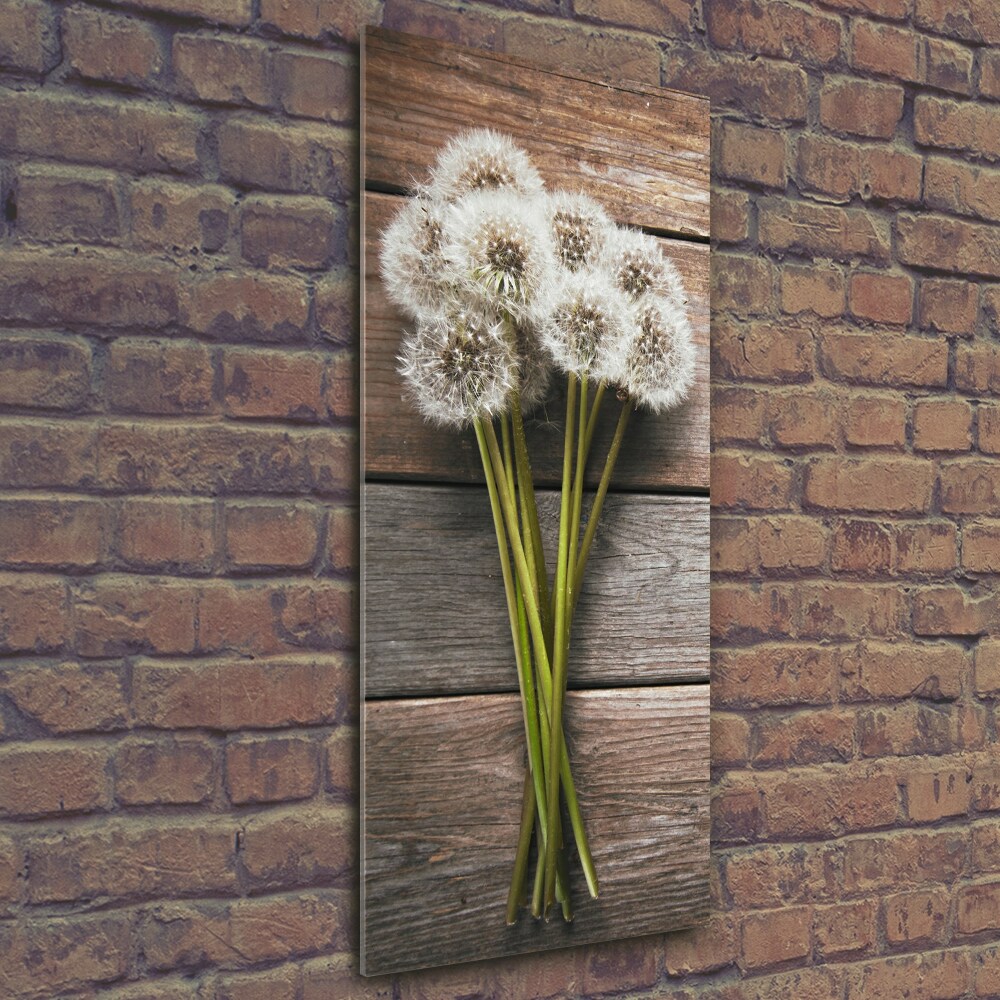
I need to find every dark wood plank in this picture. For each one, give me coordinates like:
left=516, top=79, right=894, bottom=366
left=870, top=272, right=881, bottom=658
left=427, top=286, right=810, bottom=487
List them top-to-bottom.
left=364, top=28, right=710, bottom=239
left=363, top=191, right=710, bottom=491
left=363, top=483, right=709, bottom=696
left=362, top=686, right=710, bottom=975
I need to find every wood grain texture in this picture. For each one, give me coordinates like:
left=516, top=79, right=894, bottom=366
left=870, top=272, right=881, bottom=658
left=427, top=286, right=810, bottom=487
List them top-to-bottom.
left=364, top=28, right=710, bottom=239
left=363, top=191, right=710, bottom=491
left=363, top=483, right=709, bottom=696
left=362, top=685, right=710, bottom=975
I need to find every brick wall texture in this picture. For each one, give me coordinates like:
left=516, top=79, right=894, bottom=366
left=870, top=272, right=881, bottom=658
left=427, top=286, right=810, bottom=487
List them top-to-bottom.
left=1, top=0, right=999, bottom=996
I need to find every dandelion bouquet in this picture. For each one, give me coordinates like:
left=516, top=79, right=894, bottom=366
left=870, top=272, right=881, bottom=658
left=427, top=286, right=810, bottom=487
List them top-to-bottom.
left=379, top=130, right=695, bottom=924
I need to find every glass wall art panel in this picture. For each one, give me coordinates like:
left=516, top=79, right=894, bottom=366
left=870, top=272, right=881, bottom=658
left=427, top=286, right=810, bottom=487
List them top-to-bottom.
left=361, top=27, right=710, bottom=976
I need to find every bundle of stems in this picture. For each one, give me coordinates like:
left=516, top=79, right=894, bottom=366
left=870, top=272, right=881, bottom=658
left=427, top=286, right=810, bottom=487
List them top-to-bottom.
left=380, top=128, right=694, bottom=924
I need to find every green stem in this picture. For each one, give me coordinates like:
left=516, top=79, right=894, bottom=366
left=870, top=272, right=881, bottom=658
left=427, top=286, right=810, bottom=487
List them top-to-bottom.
left=568, top=374, right=588, bottom=599
left=544, top=375, right=577, bottom=913
left=583, top=380, right=606, bottom=471
left=573, top=399, right=633, bottom=615
left=479, top=418, right=598, bottom=900
left=506, top=769, right=535, bottom=924
left=531, top=825, right=545, bottom=918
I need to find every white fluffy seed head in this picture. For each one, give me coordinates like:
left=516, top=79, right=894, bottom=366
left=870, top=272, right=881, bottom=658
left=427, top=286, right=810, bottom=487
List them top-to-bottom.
left=427, top=128, right=545, bottom=203
left=442, top=190, right=556, bottom=316
left=546, top=190, right=614, bottom=273
left=379, top=195, right=454, bottom=321
left=600, top=226, right=688, bottom=307
left=537, top=269, right=630, bottom=379
left=616, top=293, right=696, bottom=414
left=397, top=307, right=517, bottom=427
left=508, top=314, right=552, bottom=413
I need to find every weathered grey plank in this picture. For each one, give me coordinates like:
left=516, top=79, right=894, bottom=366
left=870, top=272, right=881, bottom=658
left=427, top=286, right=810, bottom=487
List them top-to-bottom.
left=364, top=28, right=710, bottom=239
left=363, top=191, right=710, bottom=490
left=363, top=483, right=709, bottom=696
left=362, top=686, right=710, bottom=975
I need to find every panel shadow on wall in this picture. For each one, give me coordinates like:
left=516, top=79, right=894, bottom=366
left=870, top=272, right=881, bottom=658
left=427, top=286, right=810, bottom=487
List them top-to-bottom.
left=361, top=27, right=711, bottom=976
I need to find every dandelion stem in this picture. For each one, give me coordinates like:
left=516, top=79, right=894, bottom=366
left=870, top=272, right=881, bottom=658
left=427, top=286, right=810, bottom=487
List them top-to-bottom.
left=569, top=374, right=588, bottom=594
left=583, top=380, right=606, bottom=461
left=573, top=398, right=633, bottom=614
left=479, top=418, right=598, bottom=900
left=506, top=769, right=535, bottom=924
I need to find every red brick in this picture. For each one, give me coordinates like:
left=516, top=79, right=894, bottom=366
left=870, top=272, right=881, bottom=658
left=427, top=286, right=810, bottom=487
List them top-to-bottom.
left=0, top=0, right=59, bottom=73
left=261, top=0, right=378, bottom=40
left=707, top=0, right=840, bottom=65
left=820, top=0, right=906, bottom=17
left=916, top=0, right=1000, bottom=44
left=64, top=5, right=163, bottom=87
left=503, top=19, right=659, bottom=86
left=851, top=20, right=919, bottom=82
left=172, top=33, right=271, bottom=106
left=926, top=36, right=975, bottom=95
left=660, top=46, right=809, bottom=123
left=274, top=50, right=353, bottom=123
left=982, top=50, right=1000, bottom=100
left=820, top=77, right=904, bottom=139
left=0, top=90, right=200, bottom=174
left=915, top=96, right=1000, bottom=162
left=217, top=118, right=353, bottom=200
left=717, top=121, right=786, bottom=189
left=796, top=134, right=859, bottom=203
left=861, top=145, right=923, bottom=203
left=925, top=157, right=1000, bottom=225
left=16, top=166, right=121, bottom=243
left=130, top=180, right=233, bottom=254
left=712, top=189, right=750, bottom=244
left=241, top=195, right=340, bottom=270
left=759, top=198, right=890, bottom=262
left=901, top=213, right=1000, bottom=279
left=713, top=256, right=777, bottom=318
left=781, top=263, right=845, bottom=318
left=316, top=268, right=357, bottom=345
left=849, top=271, right=913, bottom=326
left=183, top=272, right=310, bottom=342
left=919, top=277, right=979, bottom=334
left=984, top=287, right=1000, bottom=337
left=712, top=319, right=812, bottom=382
left=819, top=330, right=948, bottom=388
left=0, top=333, right=91, bottom=410
left=108, top=339, right=213, bottom=415
left=957, top=344, right=1000, bottom=397
left=221, top=347, right=323, bottom=421
left=324, top=350, right=356, bottom=422
left=712, top=385, right=769, bottom=445
left=841, top=394, right=906, bottom=448
left=913, top=399, right=972, bottom=452
left=981, top=405, right=1000, bottom=454
left=711, top=453, right=795, bottom=510
left=805, top=457, right=934, bottom=514
left=940, top=461, right=1000, bottom=514
left=0, top=498, right=103, bottom=568
left=118, top=498, right=214, bottom=572
left=225, top=503, right=320, bottom=570
left=327, top=505, right=358, bottom=574
left=756, top=516, right=826, bottom=571
left=712, top=517, right=756, bottom=575
left=831, top=519, right=892, bottom=574
left=896, top=522, right=958, bottom=575
left=963, top=522, right=1000, bottom=572
left=0, top=572, right=70, bottom=652
left=74, top=577, right=197, bottom=657
left=798, top=582, right=904, bottom=639
left=711, top=583, right=796, bottom=642
left=913, top=585, right=996, bottom=635
left=976, top=640, right=1000, bottom=695
left=712, top=645, right=836, bottom=708
left=132, top=655, right=348, bottom=729
left=0, top=661, right=126, bottom=732
left=858, top=702, right=955, bottom=757
left=754, top=709, right=853, bottom=766
left=712, top=711, right=751, bottom=766
left=325, top=724, right=357, bottom=795
left=226, top=736, right=320, bottom=804
left=114, top=739, right=215, bottom=805
left=0, top=744, right=110, bottom=818
left=972, top=764, right=1000, bottom=810
left=906, top=766, right=972, bottom=822
left=712, top=785, right=763, bottom=843
left=241, top=805, right=354, bottom=889
left=27, top=818, right=235, bottom=903
left=844, top=828, right=968, bottom=893
left=723, top=842, right=841, bottom=909
left=959, top=882, right=1000, bottom=935
left=885, top=888, right=951, bottom=946
left=140, top=890, right=344, bottom=972
left=814, top=899, right=877, bottom=958
left=741, top=906, right=812, bottom=969
left=664, top=913, right=737, bottom=975
left=0, top=914, right=131, bottom=996
left=977, top=943, right=1000, bottom=997
left=848, top=950, right=971, bottom=999
left=300, top=954, right=393, bottom=1000
left=211, top=966, right=301, bottom=1000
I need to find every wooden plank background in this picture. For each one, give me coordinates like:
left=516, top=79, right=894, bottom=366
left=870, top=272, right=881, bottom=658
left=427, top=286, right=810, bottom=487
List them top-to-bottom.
left=362, top=27, right=711, bottom=977
left=365, top=483, right=709, bottom=696
left=363, top=687, right=710, bottom=974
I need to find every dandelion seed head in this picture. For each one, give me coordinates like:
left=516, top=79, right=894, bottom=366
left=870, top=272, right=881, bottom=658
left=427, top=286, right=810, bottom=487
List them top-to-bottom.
left=428, top=128, right=545, bottom=203
left=547, top=191, right=613, bottom=273
left=601, top=226, right=688, bottom=307
left=397, top=307, right=516, bottom=427
left=509, top=315, right=552, bottom=412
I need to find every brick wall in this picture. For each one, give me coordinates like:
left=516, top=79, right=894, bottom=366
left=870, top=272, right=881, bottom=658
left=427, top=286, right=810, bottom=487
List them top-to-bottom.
left=1, top=0, right=998, bottom=996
